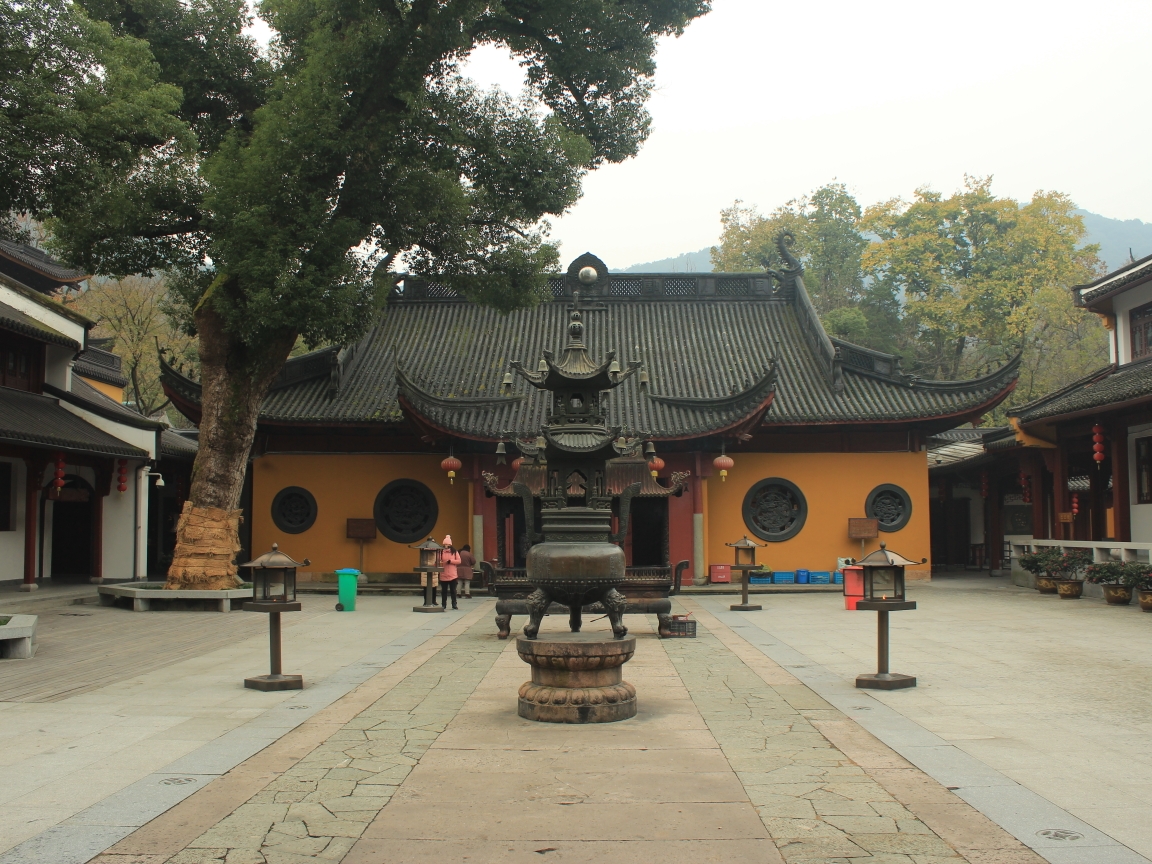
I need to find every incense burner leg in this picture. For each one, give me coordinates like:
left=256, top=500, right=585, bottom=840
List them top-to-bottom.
left=523, top=588, right=551, bottom=639
left=602, top=588, right=628, bottom=638
left=569, top=603, right=583, bottom=633
left=656, top=612, right=672, bottom=638
left=495, top=613, right=511, bottom=639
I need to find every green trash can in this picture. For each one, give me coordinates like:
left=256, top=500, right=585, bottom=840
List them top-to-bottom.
left=335, top=568, right=360, bottom=611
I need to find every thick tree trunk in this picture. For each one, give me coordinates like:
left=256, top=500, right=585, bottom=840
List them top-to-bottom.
left=165, top=305, right=296, bottom=590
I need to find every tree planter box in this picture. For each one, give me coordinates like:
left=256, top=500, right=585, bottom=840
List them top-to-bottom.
left=1056, top=580, right=1084, bottom=599
left=98, top=582, right=253, bottom=612
left=1101, top=584, right=1133, bottom=605
left=0, top=614, right=36, bottom=658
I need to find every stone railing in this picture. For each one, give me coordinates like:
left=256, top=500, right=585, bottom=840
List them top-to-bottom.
left=1011, top=539, right=1152, bottom=563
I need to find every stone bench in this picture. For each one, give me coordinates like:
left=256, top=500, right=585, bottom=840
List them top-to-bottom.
left=98, top=583, right=253, bottom=612
left=0, top=614, right=37, bottom=658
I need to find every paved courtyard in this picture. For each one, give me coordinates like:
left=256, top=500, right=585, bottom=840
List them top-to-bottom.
left=0, top=576, right=1149, bottom=863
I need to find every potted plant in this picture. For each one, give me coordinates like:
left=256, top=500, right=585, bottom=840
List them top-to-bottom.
left=1019, top=548, right=1063, bottom=593
left=1053, top=549, right=1091, bottom=599
left=1085, top=560, right=1137, bottom=605
left=1132, top=565, right=1152, bottom=612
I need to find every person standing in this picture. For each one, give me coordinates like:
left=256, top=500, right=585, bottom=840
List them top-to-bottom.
left=439, top=535, right=461, bottom=610
left=458, top=544, right=476, bottom=599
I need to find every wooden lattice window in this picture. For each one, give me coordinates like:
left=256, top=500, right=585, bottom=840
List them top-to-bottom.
left=1131, top=302, right=1152, bottom=361
left=1137, top=437, right=1152, bottom=504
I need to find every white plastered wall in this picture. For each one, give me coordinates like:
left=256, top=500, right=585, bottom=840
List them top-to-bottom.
left=1112, top=281, right=1152, bottom=365
left=1129, top=422, right=1152, bottom=543
left=0, top=458, right=29, bottom=581
left=103, top=466, right=140, bottom=578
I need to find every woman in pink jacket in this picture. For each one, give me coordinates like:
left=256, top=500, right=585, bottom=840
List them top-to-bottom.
left=439, top=535, right=461, bottom=610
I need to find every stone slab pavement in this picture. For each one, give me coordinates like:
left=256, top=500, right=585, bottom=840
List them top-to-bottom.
left=693, top=572, right=1152, bottom=863
left=0, top=594, right=488, bottom=863
left=88, top=600, right=1048, bottom=864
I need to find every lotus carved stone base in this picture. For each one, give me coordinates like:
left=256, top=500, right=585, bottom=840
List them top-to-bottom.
left=516, top=632, right=637, bottom=723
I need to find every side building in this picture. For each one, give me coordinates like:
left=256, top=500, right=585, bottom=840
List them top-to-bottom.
left=0, top=241, right=195, bottom=588
left=163, top=247, right=1019, bottom=585
left=930, top=251, right=1152, bottom=583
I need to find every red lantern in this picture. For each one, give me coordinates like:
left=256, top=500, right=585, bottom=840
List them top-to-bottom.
left=1091, top=423, right=1106, bottom=467
left=53, top=453, right=66, bottom=493
left=441, top=453, right=462, bottom=485
left=713, top=453, right=734, bottom=482
left=511, top=456, right=524, bottom=472
left=648, top=456, right=665, bottom=478
left=116, top=458, right=129, bottom=493
left=980, top=470, right=989, bottom=499
left=1019, top=470, right=1031, bottom=504
left=1071, top=492, right=1080, bottom=516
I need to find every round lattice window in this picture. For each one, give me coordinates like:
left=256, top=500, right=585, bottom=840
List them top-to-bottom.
left=743, top=478, right=808, bottom=542
left=374, top=479, right=438, bottom=543
left=865, top=484, right=912, bottom=532
left=271, top=486, right=317, bottom=534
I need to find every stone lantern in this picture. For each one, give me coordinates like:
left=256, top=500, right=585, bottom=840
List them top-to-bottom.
left=727, top=535, right=765, bottom=612
left=412, top=537, right=444, bottom=613
left=854, top=542, right=923, bottom=691
left=241, top=543, right=308, bottom=691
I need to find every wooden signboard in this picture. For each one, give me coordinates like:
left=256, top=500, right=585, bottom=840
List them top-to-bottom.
left=1057, top=512, right=1074, bottom=524
left=346, top=518, right=377, bottom=540
left=848, top=518, right=879, bottom=539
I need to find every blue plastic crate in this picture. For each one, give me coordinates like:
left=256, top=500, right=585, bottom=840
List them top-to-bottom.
left=773, top=571, right=795, bottom=584
left=808, top=571, right=831, bottom=584
left=833, top=572, right=844, bottom=584
left=749, top=575, right=772, bottom=584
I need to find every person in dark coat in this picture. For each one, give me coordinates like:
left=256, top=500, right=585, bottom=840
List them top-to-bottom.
left=458, top=544, right=476, bottom=599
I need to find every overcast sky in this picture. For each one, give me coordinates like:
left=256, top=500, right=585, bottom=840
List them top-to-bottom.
left=462, top=0, right=1152, bottom=269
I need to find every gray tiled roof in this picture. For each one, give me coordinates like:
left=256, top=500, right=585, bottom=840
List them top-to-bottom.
left=0, top=240, right=86, bottom=283
left=1077, top=252, right=1152, bottom=307
left=162, top=274, right=1019, bottom=438
left=0, top=300, right=79, bottom=349
left=74, top=346, right=128, bottom=388
left=1014, top=360, right=1152, bottom=424
left=0, top=386, right=147, bottom=457
left=161, top=429, right=198, bottom=459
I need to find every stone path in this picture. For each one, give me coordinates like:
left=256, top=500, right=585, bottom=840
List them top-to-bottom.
left=0, top=595, right=479, bottom=862
left=92, top=602, right=1048, bottom=864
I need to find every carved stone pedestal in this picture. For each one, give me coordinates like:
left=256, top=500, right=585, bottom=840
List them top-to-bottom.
left=517, top=632, right=636, bottom=723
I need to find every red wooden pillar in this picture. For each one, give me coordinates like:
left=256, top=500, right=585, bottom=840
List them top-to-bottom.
left=1111, top=420, right=1131, bottom=542
left=1052, top=441, right=1069, bottom=540
left=1028, top=451, right=1047, bottom=540
left=21, top=458, right=44, bottom=590
left=988, top=475, right=1003, bottom=570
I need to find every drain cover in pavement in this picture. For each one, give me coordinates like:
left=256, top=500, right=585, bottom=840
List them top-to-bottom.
left=160, top=777, right=198, bottom=786
left=1037, top=829, right=1083, bottom=841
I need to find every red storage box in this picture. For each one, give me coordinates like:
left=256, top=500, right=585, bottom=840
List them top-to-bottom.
left=709, top=564, right=731, bottom=583
left=843, top=565, right=864, bottom=610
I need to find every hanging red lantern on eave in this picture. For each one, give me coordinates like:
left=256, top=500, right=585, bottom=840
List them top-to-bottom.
left=1091, top=423, right=1106, bottom=468
left=441, top=451, right=462, bottom=485
left=713, top=452, right=734, bottom=482
left=510, top=456, right=524, bottom=472
left=648, top=456, right=665, bottom=477
left=116, top=458, right=128, bottom=493
left=980, top=470, right=989, bottom=499
left=1018, top=470, right=1031, bottom=504
left=1071, top=491, right=1080, bottom=516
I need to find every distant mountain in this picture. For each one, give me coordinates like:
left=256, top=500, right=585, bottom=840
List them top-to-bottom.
left=1076, top=210, right=1152, bottom=271
left=615, top=211, right=1152, bottom=276
left=616, top=247, right=713, bottom=273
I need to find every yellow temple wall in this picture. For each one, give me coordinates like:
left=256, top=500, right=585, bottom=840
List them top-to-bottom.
left=77, top=375, right=124, bottom=403
left=705, top=451, right=932, bottom=577
left=251, top=454, right=468, bottom=574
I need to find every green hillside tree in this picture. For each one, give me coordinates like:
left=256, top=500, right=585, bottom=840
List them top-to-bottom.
left=8, top=0, right=711, bottom=589
left=862, top=176, right=1107, bottom=387
left=711, top=182, right=868, bottom=315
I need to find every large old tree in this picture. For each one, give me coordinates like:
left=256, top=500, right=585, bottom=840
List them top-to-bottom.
left=5, top=0, right=710, bottom=588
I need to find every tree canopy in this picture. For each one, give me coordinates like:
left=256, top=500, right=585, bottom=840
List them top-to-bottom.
left=712, top=178, right=1108, bottom=414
